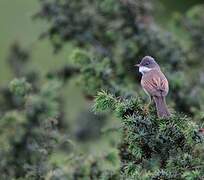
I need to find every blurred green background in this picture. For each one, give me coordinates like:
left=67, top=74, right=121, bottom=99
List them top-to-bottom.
left=0, top=0, right=203, bottom=83
left=0, top=0, right=86, bottom=124
left=0, top=0, right=68, bottom=83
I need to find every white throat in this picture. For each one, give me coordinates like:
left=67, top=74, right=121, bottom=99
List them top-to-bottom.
left=139, top=66, right=151, bottom=75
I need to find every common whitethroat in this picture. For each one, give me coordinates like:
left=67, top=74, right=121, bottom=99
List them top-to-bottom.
left=135, top=56, right=170, bottom=118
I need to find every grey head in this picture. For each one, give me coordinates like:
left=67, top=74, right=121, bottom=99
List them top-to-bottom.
left=135, top=56, right=160, bottom=74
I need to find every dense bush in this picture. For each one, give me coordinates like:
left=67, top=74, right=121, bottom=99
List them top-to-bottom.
left=94, top=91, right=204, bottom=179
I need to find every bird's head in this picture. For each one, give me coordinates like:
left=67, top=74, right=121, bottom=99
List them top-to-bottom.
left=134, top=56, right=160, bottom=74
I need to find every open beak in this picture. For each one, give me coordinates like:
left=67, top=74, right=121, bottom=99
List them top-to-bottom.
left=134, top=64, right=140, bottom=67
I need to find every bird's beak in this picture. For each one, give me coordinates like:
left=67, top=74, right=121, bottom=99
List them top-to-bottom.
left=134, top=64, right=140, bottom=67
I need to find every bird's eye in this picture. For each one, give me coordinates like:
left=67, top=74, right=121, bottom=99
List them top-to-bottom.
left=145, top=62, right=150, bottom=66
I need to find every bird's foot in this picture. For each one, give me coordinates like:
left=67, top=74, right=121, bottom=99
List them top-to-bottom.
left=143, top=104, right=150, bottom=115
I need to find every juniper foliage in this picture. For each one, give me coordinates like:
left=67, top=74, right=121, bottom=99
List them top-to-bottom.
left=94, top=91, right=204, bottom=179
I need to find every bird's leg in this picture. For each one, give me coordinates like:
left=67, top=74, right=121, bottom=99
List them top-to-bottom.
left=143, top=95, right=152, bottom=115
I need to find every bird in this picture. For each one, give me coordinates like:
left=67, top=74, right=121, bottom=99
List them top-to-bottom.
left=135, top=56, right=170, bottom=118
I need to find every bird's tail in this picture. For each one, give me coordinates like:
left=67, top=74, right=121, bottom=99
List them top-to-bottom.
left=153, top=96, right=170, bottom=118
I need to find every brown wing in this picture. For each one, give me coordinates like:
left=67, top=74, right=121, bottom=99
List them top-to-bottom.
left=141, top=69, right=169, bottom=97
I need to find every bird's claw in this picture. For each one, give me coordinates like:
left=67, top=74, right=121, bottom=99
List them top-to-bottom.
left=143, top=104, right=150, bottom=115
